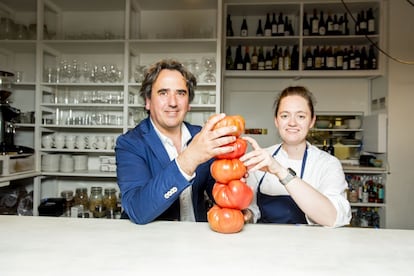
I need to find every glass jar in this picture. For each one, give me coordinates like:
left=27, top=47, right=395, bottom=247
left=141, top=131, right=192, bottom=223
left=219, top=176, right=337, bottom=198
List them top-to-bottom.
left=89, top=186, right=103, bottom=213
left=74, top=187, right=89, bottom=210
left=103, top=188, right=117, bottom=211
left=61, top=190, right=74, bottom=217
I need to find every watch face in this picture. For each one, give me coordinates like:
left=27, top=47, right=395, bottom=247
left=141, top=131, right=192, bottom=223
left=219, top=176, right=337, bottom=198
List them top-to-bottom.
left=288, top=168, right=296, bottom=176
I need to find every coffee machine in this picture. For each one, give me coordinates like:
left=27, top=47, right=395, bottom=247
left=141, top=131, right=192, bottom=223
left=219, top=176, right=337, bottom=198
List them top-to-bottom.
left=0, top=70, right=33, bottom=154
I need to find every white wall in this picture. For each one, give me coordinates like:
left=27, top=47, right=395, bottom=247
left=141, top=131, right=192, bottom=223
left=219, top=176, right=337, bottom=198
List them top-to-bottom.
left=384, top=0, right=414, bottom=229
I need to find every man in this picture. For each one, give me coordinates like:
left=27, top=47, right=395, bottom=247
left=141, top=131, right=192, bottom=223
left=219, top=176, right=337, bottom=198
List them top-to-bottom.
left=115, top=59, right=237, bottom=224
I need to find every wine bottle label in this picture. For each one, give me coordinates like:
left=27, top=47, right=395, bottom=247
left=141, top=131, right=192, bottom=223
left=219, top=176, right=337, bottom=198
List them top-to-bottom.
left=368, top=20, right=375, bottom=33
left=312, top=21, right=319, bottom=34
left=272, top=25, right=277, bottom=34
left=277, top=25, right=284, bottom=34
left=319, top=26, right=326, bottom=35
left=264, top=29, right=272, bottom=36
left=303, top=29, right=309, bottom=36
left=241, top=30, right=248, bottom=37
left=336, top=56, right=343, bottom=68
left=314, top=57, right=322, bottom=69
left=327, top=57, right=335, bottom=68
left=265, top=60, right=272, bottom=69
left=258, top=61, right=265, bottom=70
left=245, top=62, right=251, bottom=70
left=236, top=63, right=243, bottom=70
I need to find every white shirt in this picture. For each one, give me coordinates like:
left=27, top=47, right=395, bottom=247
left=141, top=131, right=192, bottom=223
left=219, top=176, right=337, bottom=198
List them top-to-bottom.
left=151, top=120, right=196, bottom=222
left=246, top=143, right=352, bottom=227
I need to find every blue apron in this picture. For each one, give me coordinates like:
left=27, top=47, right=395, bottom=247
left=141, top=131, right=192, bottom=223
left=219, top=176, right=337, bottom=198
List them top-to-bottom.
left=257, top=145, right=308, bottom=224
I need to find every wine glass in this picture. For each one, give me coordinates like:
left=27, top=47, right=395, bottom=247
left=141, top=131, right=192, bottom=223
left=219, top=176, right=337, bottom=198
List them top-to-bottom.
left=202, top=56, right=216, bottom=83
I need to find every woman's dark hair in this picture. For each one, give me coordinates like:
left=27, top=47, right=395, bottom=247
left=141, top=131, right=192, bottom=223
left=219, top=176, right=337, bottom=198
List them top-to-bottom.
left=139, top=59, right=197, bottom=103
left=273, top=86, right=316, bottom=118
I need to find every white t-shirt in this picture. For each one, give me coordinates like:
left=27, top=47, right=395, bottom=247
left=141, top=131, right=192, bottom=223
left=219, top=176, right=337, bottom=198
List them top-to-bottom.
left=246, top=143, right=351, bottom=227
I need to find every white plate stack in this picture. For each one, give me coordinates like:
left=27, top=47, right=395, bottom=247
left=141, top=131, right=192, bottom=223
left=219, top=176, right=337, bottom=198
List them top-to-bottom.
left=41, top=154, right=60, bottom=172
left=60, top=155, right=74, bottom=173
left=73, top=155, right=88, bottom=171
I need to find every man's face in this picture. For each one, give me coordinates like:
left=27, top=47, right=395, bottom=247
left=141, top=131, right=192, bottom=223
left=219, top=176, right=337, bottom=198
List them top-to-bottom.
left=145, top=69, right=191, bottom=134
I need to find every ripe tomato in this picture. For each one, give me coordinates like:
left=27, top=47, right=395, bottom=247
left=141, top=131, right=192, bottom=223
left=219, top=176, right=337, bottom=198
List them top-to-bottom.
left=213, top=115, right=245, bottom=137
left=216, top=137, right=247, bottom=160
left=210, top=159, right=247, bottom=183
left=213, top=180, right=253, bottom=210
left=207, top=205, right=244, bottom=234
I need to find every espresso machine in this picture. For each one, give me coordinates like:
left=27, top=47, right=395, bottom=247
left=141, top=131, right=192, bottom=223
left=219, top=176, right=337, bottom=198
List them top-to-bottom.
left=0, top=70, right=33, bottom=154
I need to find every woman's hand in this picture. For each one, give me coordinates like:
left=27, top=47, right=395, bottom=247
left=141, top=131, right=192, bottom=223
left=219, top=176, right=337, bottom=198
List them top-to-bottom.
left=239, top=136, right=283, bottom=176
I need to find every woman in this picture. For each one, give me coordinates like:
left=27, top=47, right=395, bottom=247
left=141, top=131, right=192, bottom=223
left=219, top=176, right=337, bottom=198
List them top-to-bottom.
left=240, top=86, right=351, bottom=227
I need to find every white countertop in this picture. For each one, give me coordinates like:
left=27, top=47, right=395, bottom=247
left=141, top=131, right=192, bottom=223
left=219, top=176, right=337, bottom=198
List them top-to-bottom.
left=0, top=215, right=413, bottom=275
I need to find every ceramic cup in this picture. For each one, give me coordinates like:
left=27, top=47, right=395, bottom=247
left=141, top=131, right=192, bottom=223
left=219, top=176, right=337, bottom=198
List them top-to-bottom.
left=54, top=134, right=65, bottom=149
left=42, top=135, right=54, bottom=149
left=76, top=136, right=86, bottom=150
left=104, top=136, right=114, bottom=150
left=93, top=137, right=106, bottom=150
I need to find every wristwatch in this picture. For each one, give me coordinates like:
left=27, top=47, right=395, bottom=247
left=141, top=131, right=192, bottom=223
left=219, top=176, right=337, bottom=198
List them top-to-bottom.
left=279, top=168, right=297, bottom=186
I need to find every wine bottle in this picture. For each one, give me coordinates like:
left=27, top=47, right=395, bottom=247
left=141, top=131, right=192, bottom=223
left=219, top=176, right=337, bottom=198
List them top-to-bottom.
left=367, top=8, right=376, bottom=34
left=311, top=9, right=319, bottom=35
left=359, top=10, right=367, bottom=35
left=318, top=11, right=326, bottom=35
left=277, top=12, right=284, bottom=36
left=303, top=12, right=310, bottom=36
left=326, top=12, right=333, bottom=35
left=264, top=13, right=272, bottom=36
left=271, top=13, right=278, bottom=36
left=343, top=13, right=350, bottom=35
left=355, top=13, right=361, bottom=35
left=226, top=14, right=234, bottom=36
left=333, top=14, right=339, bottom=35
left=338, top=15, right=344, bottom=35
left=283, top=16, right=289, bottom=36
left=240, top=18, right=248, bottom=37
left=256, top=19, right=264, bottom=36
left=234, top=45, right=244, bottom=70
left=272, top=45, right=278, bottom=70
left=291, top=45, right=299, bottom=70
left=313, top=45, right=322, bottom=70
left=368, top=45, right=377, bottom=69
left=225, top=46, right=234, bottom=70
left=243, top=46, right=251, bottom=70
left=251, top=46, right=258, bottom=70
left=258, top=46, right=265, bottom=70
left=304, top=46, right=313, bottom=70
left=320, top=46, right=326, bottom=69
left=325, top=46, right=335, bottom=70
left=336, top=46, right=344, bottom=70
left=349, top=46, right=356, bottom=69
left=354, top=46, right=361, bottom=69
left=360, top=46, right=368, bottom=69
left=277, top=47, right=284, bottom=70
left=283, top=47, right=291, bottom=70
left=342, top=47, right=349, bottom=70
left=265, top=50, right=273, bottom=70
left=322, top=139, right=328, bottom=152
left=327, top=139, right=335, bottom=156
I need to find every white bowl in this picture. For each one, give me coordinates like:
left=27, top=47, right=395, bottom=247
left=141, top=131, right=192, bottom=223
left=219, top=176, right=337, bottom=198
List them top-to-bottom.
left=345, top=119, right=362, bottom=129
left=315, top=120, right=331, bottom=128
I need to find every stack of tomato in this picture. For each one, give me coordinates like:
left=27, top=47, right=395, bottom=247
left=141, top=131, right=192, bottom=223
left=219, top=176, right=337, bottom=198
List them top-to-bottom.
left=207, top=115, right=253, bottom=234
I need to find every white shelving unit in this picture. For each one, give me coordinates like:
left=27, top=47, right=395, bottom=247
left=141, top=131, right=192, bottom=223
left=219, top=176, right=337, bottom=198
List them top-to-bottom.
left=0, top=0, right=222, bottom=215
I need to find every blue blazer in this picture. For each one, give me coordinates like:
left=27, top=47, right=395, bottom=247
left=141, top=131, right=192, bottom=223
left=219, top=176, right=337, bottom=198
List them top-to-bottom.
left=115, top=118, right=215, bottom=224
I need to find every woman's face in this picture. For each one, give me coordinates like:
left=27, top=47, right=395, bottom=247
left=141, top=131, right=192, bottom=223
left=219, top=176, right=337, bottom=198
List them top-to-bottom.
left=274, top=95, right=315, bottom=146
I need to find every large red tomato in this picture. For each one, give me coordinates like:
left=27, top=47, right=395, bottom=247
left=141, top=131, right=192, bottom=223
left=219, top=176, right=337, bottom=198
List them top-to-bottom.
left=213, top=115, right=245, bottom=137
left=216, top=137, right=247, bottom=160
left=210, top=159, right=247, bottom=183
left=212, top=180, right=253, bottom=210
left=207, top=205, right=244, bottom=234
